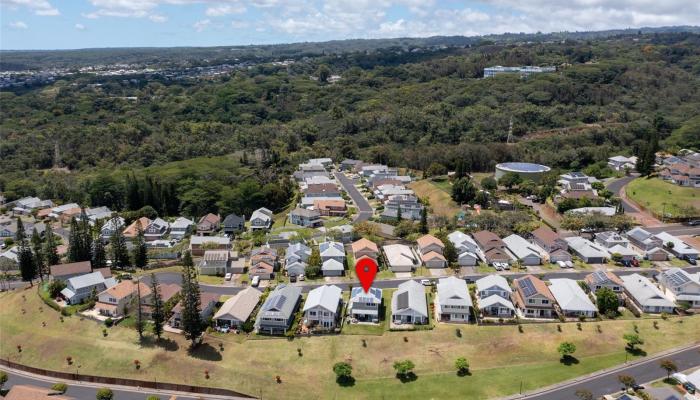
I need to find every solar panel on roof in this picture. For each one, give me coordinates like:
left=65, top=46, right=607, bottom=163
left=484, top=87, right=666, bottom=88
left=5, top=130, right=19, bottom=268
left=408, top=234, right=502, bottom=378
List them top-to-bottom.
left=668, top=272, right=690, bottom=286
left=520, top=278, right=537, bottom=297
left=397, top=291, right=409, bottom=310
left=274, top=295, right=287, bottom=310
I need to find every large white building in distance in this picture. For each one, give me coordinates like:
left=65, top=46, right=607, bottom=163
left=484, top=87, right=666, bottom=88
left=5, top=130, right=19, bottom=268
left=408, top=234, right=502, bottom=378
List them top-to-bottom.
left=484, top=66, right=556, bottom=78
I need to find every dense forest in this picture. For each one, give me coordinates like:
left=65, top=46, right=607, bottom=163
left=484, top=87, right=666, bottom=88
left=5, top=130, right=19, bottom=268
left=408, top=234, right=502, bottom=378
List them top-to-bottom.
left=1, top=30, right=699, bottom=218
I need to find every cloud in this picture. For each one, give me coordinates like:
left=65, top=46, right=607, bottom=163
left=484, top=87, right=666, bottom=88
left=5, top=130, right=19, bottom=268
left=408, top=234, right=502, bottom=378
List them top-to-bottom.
left=1, top=0, right=59, bottom=16
left=206, top=3, right=246, bottom=16
left=149, top=14, right=168, bottom=22
left=193, top=18, right=211, bottom=32
left=231, top=19, right=251, bottom=29
left=9, top=20, right=28, bottom=29
left=75, top=23, right=85, bottom=30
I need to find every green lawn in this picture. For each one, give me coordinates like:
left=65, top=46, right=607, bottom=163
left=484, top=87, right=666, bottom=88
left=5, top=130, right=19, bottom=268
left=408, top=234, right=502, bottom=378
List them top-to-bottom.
left=627, top=177, right=700, bottom=218
left=409, top=180, right=461, bottom=218
left=3, top=288, right=700, bottom=400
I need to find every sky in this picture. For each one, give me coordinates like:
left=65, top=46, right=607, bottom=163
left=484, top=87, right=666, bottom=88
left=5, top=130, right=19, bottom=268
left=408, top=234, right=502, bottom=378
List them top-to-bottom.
left=1, top=0, right=700, bottom=50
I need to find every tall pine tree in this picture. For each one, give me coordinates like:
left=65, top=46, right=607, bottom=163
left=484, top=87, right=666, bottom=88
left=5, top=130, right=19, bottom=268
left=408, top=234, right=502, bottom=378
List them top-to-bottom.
left=419, top=207, right=428, bottom=234
left=78, top=210, right=93, bottom=262
left=67, top=217, right=81, bottom=262
left=109, top=217, right=130, bottom=269
left=16, top=218, right=36, bottom=286
left=43, top=221, right=60, bottom=266
left=132, top=221, right=148, bottom=269
left=92, top=223, right=107, bottom=270
left=30, top=228, right=45, bottom=282
left=180, top=251, right=203, bottom=348
left=150, top=273, right=165, bottom=340
left=135, top=279, right=145, bottom=341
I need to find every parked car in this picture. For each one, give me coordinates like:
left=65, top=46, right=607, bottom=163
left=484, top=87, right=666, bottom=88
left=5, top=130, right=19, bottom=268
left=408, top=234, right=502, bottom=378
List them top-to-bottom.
left=683, top=220, right=700, bottom=226
left=686, top=257, right=697, bottom=265
left=225, top=273, right=232, bottom=281
left=298, top=274, right=305, bottom=281
left=251, top=275, right=260, bottom=287
left=289, top=275, right=297, bottom=283
left=420, top=279, right=432, bottom=286
left=217, top=325, right=230, bottom=333
left=683, top=382, right=696, bottom=394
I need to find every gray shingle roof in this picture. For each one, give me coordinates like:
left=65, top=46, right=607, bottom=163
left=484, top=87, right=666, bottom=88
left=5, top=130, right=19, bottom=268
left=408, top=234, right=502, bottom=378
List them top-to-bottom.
left=303, top=285, right=342, bottom=313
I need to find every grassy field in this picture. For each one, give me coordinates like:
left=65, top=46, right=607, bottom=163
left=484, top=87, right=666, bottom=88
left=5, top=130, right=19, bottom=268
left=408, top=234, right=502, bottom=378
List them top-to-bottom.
left=627, top=178, right=700, bottom=218
left=408, top=180, right=461, bottom=218
left=2, top=288, right=700, bottom=400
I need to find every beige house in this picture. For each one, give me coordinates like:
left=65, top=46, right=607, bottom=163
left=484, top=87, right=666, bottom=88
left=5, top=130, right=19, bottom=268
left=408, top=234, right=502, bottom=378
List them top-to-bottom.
left=417, top=234, right=447, bottom=268
left=351, top=238, right=379, bottom=260
left=95, top=280, right=152, bottom=318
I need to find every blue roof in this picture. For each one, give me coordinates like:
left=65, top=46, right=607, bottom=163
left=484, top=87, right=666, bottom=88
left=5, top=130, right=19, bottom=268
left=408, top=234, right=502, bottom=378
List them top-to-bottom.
left=497, top=162, right=550, bottom=173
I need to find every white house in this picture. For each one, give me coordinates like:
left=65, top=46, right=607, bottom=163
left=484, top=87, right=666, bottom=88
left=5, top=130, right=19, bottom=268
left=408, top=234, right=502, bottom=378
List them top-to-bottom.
left=607, top=155, right=637, bottom=171
left=249, top=208, right=273, bottom=230
left=170, top=217, right=194, bottom=240
left=447, top=231, right=479, bottom=266
left=654, top=232, right=699, bottom=261
left=503, top=234, right=542, bottom=266
left=564, top=236, right=609, bottom=264
left=320, top=241, right=345, bottom=276
left=285, top=242, right=311, bottom=278
left=383, top=244, right=419, bottom=272
left=656, top=268, right=700, bottom=309
left=61, top=271, right=117, bottom=305
left=621, top=273, right=675, bottom=314
left=476, top=274, right=512, bottom=300
left=435, top=276, right=472, bottom=323
left=549, top=278, right=597, bottom=318
left=391, top=280, right=428, bottom=325
left=303, top=285, right=343, bottom=330
left=214, top=287, right=262, bottom=328
left=348, top=287, right=382, bottom=323
left=479, top=295, right=516, bottom=318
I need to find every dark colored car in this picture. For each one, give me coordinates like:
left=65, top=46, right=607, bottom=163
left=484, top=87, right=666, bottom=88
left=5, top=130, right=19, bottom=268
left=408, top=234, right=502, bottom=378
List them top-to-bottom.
left=683, top=220, right=700, bottom=226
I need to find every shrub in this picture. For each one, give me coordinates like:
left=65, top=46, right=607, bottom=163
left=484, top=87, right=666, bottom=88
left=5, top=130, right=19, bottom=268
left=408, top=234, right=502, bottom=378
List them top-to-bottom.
left=104, top=318, right=113, bottom=327
left=455, top=357, right=470, bottom=375
left=51, top=383, right=68, bottom=394
left=96, top=388, right=113, bottom=400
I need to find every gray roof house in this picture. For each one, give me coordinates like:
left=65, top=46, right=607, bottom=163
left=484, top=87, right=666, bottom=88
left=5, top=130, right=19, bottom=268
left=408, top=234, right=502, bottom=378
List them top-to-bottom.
left=289, top=207, right=322, bottom=228
left=249, top=208, right=273, bottom=231
left=222, top=213, right=245, bottom=235
left=100, top=217, right=125, bottom=241
left=169, top=217, right=194, bottom=240
left=144, top=218, right=169, bottom=241
left=530, top=226, right=570, bottom=262
left=625, top=227, right=663, bottom=252
left=447, top=231, right=479, bottom=266
left=595, top=231, right=629, bottom=249
left=654, top=232, right=699, bottom=261
left=503, top=234, right=542, bottom=266
left=564, top=237, right=609, bottom=264
left=320, top=241, right=345, bottom=276
left=285, top=242, right=311, bottom=277
left=383, top=244, right=420, bottom=272
left=322, top=259, right=344, bottom=276
left=656, top=268, right=700, bottom=309
left=61, top=271, right=117, bottom=305
left=585, top=271, right=625, bottom=298
left=621, top=273, right=675, bottom=314
left=475, top=274, right=512, bottom=300
left=436, top=276, right=473, bottom=323
left=549, top=278, right=597, bottom=318
left=391, top=280, right=428, bottom=325
left=255, top=284, right=302, bottom=335
left=303, top=285, right=343, bottom=330
left=214, top=287, right=262, bottom=328
left=349, top=287, right=382, bottom=323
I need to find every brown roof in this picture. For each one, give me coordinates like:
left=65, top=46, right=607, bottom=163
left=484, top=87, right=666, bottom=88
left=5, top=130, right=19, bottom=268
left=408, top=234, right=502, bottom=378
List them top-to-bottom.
left=371, top=178, right=403, bottom=188
left=304, top=183, right=339, bottom=194
left=562, top=190, right=596, bottom=199
left=313, top=199, right=346, bottom=210
left=61, top=207, right=82, bottom=217
left=37, top=208, right=52, bottom=218
left=198, top=213, right=220, bottom=225
left=123, top=217, right=151, bottom=237
left=531, top=226, right=560, bottom=248
left=472, top=230, right=504, bottom=251
left=416, top=234, right=444, bottom=249
left=351, top=238, right=379, bottom=254
left=484, top=248, right=510, bottom=260
left=421, top=251, right=446, bottom=262
left=49, top=261, right=92, bottom=278
left=250, top=261, right=274, bottom=273
left=95, top=267, right=112, bottom=278
left=584, top=271, right=624, bottom=287
left=514, top=275, right=554, bottom=301
left=100, top=280, right=151, bottom=300
left=158, top=283, right=181, bottom=302
left=172, top=291, right=218, bottom=313
left=4, top=385, right=75, bottom=400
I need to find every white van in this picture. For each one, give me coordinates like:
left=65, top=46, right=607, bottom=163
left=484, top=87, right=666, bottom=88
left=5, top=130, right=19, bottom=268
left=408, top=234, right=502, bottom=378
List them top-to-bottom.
left=251, top=275, right=260, bottom=287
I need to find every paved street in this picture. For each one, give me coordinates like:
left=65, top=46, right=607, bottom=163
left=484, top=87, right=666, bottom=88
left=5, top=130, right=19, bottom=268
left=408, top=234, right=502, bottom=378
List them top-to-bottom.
left=334, top=171, right=373, bottom=222
left=606, top=175, right=637, bottom=213
left=519, top=344, right=700, bottom=400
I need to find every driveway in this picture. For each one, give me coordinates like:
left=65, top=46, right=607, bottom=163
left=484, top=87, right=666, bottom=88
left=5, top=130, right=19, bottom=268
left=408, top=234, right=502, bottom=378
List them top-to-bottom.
left=334, top=172, right=373, bottom=223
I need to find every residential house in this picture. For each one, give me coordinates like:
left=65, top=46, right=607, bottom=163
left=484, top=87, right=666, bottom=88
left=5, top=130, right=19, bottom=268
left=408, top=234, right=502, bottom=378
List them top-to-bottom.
left=607, top=155, right=637, bottom=171
left=307, top=158, right=333, bottom=168
left=340, top=159, right=362, bottom=171
left=304, top=183, right=341, bottom=198
left=381, top=195, right=423, bottom=220
left=11, top=196, right=54, bottom=214
left=313, top=199, right=347, bottom=216
left=46, top=203, right=80, bottom=220
left=84, top=206, right=113, bottom=223
left=289, top=207, right=322, bottom=228
left=249, top=208, right=273, bottom=230
left=196, top=213, right=220, bottom=235
left=222, top=213, right=245, bottom=235
left=100, top=217, right=125, bottom=241
left=123, top=217, right=151, bottom=239
left=169, top=217, right=194, bottom=240
left=144, top=218, right=169, bottom=241
left=330, top=224, right=354, bottom=243
left=529, top=226, right=571, bottom=263
left=625, top=227, right=663, bottom=251
left=472, top=230, right=512, bottom=265
left=447, top=231, right=479, bottom=266
left=595, top=231, right=630, bottom=248
left=655, top=232, right=699, bottom=261
left=416, top=234, right=447, bottom=268
left=503, top=234, right=542, bottom=266
left=189, top=236, right=230, bottom=256
left=564, top=237, right=609, bottom=264
left=351, top=238, right=379, bottom=261
left=320, top=240, right=345, bottom=276
left=285, top=242, right=311, bottom=278
left=383, top=244, right=419, bottom=272
left=608, top=244, right=641, bottom=262
left=0, top=246, right=18, bottom=265
left=250, top=246, right=277, bottom=280
left=199, top=250, right=231, bottom=275
left=229, top=251, right=245, bottom=273
left=49, top=261, right=92, bottom=281
left=249, top=261, right=274, bottom=280
left=656, top=268, right=700, bottom=309
left=61, top=271, right=117, bottom=305
left=585, top=271, right=625, bottom=299
left=621, top=273, right=675, bottom=314
left=476, top=274, right=512, bottom=300
left=512, top=275, right=556, bottom=318
left=436, top=276, right=473, bottom=323
left=549, top=278, right=597, bottom=318
left=95, top=280, right=152, bottom=318
left=391, top=280, right=428, bottom=325
left=141, top=283, right=181, bottom=319
left=255, top=284, right=302, bottom=334
left=303, top=285, right=343, bottom=330
left=348, top=286, right=382, bottom=323
left=214, top=287, right=262, bottom=328
left=169, top=292, right=219, bottom=329
left=479, top=294, right=516, bottom=318
left=3, top=384, right=75, bottom=400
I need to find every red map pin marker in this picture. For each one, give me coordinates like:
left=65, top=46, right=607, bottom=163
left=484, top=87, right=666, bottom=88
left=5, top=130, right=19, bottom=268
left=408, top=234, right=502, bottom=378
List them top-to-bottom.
left=355, top=256, right=378, bottom=293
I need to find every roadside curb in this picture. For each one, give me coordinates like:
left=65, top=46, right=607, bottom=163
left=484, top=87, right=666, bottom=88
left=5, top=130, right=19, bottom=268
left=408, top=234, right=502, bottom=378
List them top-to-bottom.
left=499, top=342, right=700, bottom=399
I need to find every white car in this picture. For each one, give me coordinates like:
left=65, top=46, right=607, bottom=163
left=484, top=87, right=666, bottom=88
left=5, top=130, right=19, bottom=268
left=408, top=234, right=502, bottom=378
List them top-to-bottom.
left=225, top=273, right=232, bottom=281
left=298, top=274, right=305, bottom=281
left=251, top=276, right=260, bottom=287
left=420, top=279, right=432, bottom=286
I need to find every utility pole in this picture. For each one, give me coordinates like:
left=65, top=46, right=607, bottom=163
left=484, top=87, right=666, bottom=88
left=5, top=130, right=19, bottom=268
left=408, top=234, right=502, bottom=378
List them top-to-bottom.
left=506, top=116, right=514, bottom=144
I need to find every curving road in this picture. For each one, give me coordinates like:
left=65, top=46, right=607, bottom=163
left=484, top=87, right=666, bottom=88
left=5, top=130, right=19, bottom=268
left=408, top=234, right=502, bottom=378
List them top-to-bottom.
left=334, top=172, right=373, bottom=222
left=606, top=175, right=638, bottom=213
left=517, top=344, right=700, bottom=400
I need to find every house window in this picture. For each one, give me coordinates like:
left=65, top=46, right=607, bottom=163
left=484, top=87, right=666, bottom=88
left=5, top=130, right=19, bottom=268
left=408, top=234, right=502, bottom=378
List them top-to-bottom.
left=613, top=286, right=620, bottom=291
left=528, top=299, right=535, bottom=304
left=542, top=300, right=549, bottom=305
left=309, top=311, right=316, bottom=316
